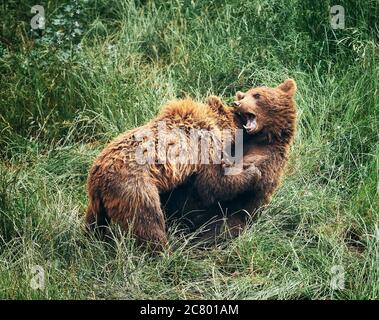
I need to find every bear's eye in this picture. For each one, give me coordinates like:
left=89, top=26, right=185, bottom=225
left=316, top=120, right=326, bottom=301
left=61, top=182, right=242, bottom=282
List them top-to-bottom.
left=253, top=93, right=261, bottom=99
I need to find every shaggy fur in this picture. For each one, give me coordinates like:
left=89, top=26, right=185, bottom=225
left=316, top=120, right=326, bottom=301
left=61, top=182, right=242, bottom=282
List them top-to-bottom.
left=163, top=79, right=298, bottom=242
left=85, top=96, right=260, bottom=251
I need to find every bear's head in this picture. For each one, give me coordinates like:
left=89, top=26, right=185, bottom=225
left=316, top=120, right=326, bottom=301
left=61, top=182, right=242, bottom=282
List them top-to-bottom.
left=233, top=79, right=297, bottom=143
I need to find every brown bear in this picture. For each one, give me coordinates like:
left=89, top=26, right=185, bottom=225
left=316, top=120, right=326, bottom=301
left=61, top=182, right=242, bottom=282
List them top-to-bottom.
left=163, top=79, right=297, bottom=243
left=85, top=96, right=261, bottom=251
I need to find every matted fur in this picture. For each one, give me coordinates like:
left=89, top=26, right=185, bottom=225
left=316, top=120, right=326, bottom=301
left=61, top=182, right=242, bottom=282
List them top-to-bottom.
left=86, top=96, right=260, bottom=251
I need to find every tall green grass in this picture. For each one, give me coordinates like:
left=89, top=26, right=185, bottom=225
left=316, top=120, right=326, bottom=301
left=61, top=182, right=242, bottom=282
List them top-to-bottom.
left=0, top=0, right=378, bottom=299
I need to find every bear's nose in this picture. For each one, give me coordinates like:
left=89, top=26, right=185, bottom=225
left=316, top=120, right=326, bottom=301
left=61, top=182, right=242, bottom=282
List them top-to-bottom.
left=233, top=101, right=241, bottom=107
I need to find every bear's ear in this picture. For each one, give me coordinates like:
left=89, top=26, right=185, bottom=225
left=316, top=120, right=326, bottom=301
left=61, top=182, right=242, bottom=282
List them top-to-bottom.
left=277, top=79, right=297, bottom=96
left=236, top=91, right=245, bottom=100
left=207, top=95, right=225, bottom=112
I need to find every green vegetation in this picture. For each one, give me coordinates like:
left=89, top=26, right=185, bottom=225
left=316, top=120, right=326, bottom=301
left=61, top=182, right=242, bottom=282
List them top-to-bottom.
left=0, top=0, right=378, bottom=299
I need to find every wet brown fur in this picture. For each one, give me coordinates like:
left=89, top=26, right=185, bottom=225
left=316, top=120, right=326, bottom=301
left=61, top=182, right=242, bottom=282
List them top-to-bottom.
left=86, top=96, right=261, bottom=251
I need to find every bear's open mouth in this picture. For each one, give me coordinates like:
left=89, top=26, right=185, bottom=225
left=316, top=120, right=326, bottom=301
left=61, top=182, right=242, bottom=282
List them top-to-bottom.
left=238, top=112, right=257, bottom=134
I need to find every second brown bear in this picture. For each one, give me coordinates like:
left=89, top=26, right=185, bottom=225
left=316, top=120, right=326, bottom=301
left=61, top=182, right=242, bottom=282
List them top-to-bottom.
left=163, top=79, right=298, bottom=242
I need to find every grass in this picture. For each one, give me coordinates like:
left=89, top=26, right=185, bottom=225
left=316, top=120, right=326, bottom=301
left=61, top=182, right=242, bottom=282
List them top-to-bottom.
left=0, top=0, right=378, bottom=299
